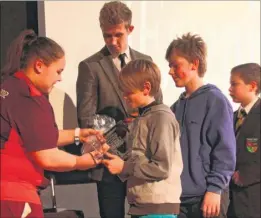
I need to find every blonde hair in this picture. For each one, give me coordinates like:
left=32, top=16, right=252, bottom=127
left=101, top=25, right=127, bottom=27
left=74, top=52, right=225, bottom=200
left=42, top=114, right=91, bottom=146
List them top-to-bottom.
left=119, top=59, right=161, bottom=96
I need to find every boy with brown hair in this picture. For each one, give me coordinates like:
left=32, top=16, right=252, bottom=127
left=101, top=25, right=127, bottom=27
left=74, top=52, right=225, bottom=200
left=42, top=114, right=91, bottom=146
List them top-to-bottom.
left=77, top=2, right=162, bottom=216
left=165, top=33, right=236, bottom=218
left=103, top=59, right=183, bottom=218
left=228, top=63, right=260, bottom=218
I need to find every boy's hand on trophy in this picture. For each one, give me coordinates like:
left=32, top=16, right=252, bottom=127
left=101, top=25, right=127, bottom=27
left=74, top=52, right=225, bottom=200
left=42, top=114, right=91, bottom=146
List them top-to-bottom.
left=102, top=152, right=124, bottom=174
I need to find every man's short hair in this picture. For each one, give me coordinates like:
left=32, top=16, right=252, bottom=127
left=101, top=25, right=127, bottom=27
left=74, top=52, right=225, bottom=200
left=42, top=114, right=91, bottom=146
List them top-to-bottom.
left=99, top=1, right=132, bottom=28
left=165, top=32, right=207, bottom=77
left=119, top=59, right=161, bottom=97
left=231, top=63, right=261, bottom=94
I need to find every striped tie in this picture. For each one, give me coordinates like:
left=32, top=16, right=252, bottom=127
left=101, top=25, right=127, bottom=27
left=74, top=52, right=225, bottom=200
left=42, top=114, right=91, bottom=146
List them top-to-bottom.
left=235, top=108, right=247, bottom=134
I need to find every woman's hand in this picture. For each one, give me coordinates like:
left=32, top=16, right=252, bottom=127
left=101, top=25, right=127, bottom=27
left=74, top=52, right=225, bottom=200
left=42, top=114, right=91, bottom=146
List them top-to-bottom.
left=79, top=128, right=105, bottom=144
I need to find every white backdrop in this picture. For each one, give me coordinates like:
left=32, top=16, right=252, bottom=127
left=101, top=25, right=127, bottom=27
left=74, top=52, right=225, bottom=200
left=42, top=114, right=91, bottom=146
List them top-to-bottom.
left=40, top=1, right=260, bottom=111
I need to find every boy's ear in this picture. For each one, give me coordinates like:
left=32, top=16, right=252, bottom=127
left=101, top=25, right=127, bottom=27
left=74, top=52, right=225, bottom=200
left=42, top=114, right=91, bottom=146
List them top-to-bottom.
left=128, top=25, right=134, bottom=34
left=34, top=59, right=45, bottom=74
left=191, top=59, right=199, bottom=71
left=143, top=81, right=151, bottom=96
left=249, top=81, right=258, bottom=93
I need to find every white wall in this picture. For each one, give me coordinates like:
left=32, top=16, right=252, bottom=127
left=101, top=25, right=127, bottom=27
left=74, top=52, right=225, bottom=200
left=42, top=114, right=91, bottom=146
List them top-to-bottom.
left=41, top=1, right=260, bottom=112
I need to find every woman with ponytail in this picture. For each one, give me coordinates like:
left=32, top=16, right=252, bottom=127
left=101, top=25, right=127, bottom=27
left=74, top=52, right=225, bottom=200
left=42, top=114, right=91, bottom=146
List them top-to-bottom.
left=0, top=29, right=107, bottom=218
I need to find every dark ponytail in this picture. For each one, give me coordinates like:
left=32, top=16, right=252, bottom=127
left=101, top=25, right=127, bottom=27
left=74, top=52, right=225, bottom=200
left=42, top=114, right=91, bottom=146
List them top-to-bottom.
left=1, top=29, right=64, bottom=80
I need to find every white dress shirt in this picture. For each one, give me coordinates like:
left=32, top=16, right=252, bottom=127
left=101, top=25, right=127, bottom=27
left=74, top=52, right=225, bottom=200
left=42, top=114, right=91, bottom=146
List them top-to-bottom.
left=112, top=47, right=131, bottom=71
left=238, top=96, right=260, bottom=115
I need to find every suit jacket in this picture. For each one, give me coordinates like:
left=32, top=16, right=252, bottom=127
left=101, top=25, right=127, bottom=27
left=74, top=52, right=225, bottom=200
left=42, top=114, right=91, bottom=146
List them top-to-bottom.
left=76, top=46, right=162, bottom=181
left=230, top=98, right=260, bottom=218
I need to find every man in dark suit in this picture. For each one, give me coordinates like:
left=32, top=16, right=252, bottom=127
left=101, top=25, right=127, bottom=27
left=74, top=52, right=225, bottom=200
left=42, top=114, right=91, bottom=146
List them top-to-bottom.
left=76, top=1, right=162, bottom=218
left=228, top=63, right=260, bottom=218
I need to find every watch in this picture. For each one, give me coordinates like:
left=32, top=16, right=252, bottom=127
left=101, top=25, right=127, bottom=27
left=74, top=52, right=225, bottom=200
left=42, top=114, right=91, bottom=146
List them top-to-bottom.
left=74, top=127, right=80, bottom=145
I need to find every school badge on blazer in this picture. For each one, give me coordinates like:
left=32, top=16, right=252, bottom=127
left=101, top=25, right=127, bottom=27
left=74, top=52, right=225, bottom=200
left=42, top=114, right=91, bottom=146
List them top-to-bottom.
left=245, top=138, right=258, bottom=153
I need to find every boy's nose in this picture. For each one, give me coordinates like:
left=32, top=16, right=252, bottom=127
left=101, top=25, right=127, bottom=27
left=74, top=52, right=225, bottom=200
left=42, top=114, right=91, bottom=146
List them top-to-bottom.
left=168, top=68, right=174, bottom=76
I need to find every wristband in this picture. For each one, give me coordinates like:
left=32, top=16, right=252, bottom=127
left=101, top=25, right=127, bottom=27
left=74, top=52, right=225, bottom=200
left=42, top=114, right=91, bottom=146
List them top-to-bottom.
left=74, top=127, right=80, bottom=145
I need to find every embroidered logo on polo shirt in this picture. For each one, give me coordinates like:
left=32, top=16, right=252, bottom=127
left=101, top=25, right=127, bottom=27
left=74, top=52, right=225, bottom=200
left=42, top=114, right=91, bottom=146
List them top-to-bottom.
left=0, top=89, right=9, bottom=99
left=246, top=138, right=258, bottom=153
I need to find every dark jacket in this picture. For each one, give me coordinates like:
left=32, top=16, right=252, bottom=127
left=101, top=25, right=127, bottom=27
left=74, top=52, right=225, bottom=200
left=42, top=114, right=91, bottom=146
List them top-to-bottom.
left=229, top=98, right=260, bottom=218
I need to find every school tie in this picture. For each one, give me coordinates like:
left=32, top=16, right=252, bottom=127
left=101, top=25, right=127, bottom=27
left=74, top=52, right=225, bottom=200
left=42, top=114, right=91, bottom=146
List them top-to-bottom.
left=118, top=53, right=126, bottom=69
left=235, top=108, right=247, bottom=134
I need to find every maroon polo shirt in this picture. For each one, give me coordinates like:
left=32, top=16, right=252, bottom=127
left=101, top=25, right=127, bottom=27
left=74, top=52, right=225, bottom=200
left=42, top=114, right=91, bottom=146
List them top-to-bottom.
left=0, top=71, right=58, bottom=204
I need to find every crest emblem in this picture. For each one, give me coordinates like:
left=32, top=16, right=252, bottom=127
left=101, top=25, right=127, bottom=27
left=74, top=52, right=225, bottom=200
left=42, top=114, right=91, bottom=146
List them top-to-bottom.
left=0, top=89, right=9, bottom=99
left=245, top=138, right=258, bottom=153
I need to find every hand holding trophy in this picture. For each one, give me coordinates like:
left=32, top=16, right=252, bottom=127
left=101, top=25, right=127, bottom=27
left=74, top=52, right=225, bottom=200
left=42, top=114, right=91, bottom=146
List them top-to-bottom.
left=81, top=114, right=129, bottom=160
left=81, top=115, right=115, bottom=159
left=81, top=135, right=109, bottom=160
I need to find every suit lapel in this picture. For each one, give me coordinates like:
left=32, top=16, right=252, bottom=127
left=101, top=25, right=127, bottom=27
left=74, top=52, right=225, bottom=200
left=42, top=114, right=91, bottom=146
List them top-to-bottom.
left=99, top=47, right=128, bottom=115
left=130, top=47, right=143, bottom=60
left=130, top=48, right=137, bottom=60
left=236, top=98, right=260, bottom=139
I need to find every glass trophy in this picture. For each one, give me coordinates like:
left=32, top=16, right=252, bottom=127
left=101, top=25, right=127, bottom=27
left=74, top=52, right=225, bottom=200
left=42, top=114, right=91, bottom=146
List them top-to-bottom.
left=81, top=114, right=128, bottom=159
left=81, top=115, right=115, bottom=158
left=81, top=135, right=104, bottom=159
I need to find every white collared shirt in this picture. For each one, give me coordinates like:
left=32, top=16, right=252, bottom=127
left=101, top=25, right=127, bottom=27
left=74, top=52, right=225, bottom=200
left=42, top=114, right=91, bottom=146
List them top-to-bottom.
left=112, top=47, right=131, bottom=71
left=238, top=96, right=260, bottom=115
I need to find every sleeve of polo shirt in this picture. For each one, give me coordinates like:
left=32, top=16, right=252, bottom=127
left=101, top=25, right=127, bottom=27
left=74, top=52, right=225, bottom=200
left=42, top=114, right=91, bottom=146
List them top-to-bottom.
left=14, top=98, right=59, bottom=152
